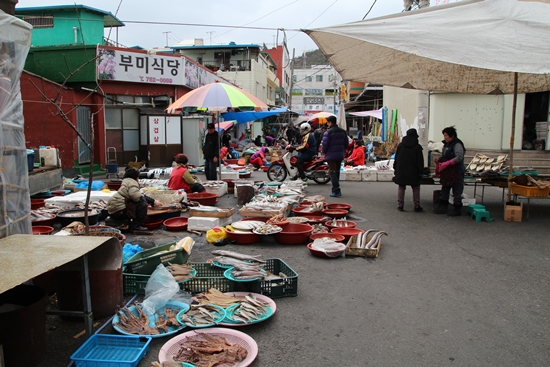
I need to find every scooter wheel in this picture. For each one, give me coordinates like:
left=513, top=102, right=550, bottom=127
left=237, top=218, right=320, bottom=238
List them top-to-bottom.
left=267, top=164, right=287, bottom=182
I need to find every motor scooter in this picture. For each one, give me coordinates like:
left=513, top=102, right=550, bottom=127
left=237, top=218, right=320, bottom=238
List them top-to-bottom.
left=267, top=148, right=330, bottom=184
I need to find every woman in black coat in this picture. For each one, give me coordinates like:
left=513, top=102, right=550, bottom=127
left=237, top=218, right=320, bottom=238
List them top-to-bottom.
left=393, top=128, right=425, bottom=212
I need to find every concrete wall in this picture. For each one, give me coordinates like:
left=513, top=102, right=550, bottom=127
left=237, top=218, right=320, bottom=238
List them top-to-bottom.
left=28, top=10, right=105, bottom=46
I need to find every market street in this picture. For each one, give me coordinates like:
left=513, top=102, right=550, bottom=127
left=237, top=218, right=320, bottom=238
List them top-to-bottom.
left=38, top=171, right=550, bottom=367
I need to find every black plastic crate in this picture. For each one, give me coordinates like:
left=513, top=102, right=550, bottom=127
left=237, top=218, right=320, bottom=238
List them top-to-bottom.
left=234, top=258, right=298, bottom=298
left=123, top=262, right=233, bottom=295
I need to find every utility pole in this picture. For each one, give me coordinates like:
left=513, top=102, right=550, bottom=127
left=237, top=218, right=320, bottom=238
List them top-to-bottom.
left=163, top=31, right=171, bottom=47
left=207, top=31, right=214, bottom=45
left=288, top=48, right=296, bottom=124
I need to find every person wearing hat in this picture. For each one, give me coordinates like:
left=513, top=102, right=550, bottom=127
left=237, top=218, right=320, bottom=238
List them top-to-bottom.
left=322, top=115, right=348, bottom=197
left=203, top=122, right=219, bottom=180
left=393, top=128, right=425, bottom=212
left=345, top=139, right=366, bottom=166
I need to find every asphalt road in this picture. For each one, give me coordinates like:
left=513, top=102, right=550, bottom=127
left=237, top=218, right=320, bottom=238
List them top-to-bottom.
left=36, top=171, right=550, bottom=367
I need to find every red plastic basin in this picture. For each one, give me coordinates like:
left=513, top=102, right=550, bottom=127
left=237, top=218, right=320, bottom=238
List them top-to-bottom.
left=187, top=192, right=219, bottom=206
left=31, top=198, right=45, bottom=210
left=325, top=203, right=352, bottom=211
left=292, top=207, right=323, bottom=217
left=322, top=209, right=348, bottom=219
left=31, top=214, right=56, bottom=227
left=163, top=217, right=189, bottom=231
left=141, top=218, right=163, bottom=230
left=325, top=220, right=357, bottom=229
left=274, top=223, right=313, bottom=245
left=32, top=226, right=54, bottom=235
left=225, top=227, right=261, bottom=245
left=331, top=227, right=365, bottom=242
left=309, top=233, right=345, bottom=242
left=307, top=242, right=346, bottom=258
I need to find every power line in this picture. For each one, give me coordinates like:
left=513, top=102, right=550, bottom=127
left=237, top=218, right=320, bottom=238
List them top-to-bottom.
left=363, top=0, right=378, bottom=20
left=123, top=20, right=300, bottom=32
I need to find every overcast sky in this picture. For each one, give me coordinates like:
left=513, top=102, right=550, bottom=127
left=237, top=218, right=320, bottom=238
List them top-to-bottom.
left=16, top=0, right=462, bottom=53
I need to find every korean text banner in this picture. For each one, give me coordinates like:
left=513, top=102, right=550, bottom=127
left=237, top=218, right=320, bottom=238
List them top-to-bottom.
left=97, top=46, right=184, bottom=85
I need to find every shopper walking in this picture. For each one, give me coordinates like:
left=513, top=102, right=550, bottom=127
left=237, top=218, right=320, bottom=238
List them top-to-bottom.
left=321, top=116, right=348, bottom=197
left=203, top=123, right=219, bottom=180
left=434, top=126, right=466, bottom=216
left=393, top=128, right=424, bottom=212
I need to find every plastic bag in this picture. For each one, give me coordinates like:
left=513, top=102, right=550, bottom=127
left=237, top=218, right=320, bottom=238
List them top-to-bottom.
left=75, top=180, right=105, bottom=191
left=206, top=226, right=227, bottom=244
left=122, top=243, right=143, bottom=264
left=142, top=264, right=192, bottom=314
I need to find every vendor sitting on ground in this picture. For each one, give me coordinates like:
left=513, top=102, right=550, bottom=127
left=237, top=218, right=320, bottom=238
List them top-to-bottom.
left=265, top=135, right=275, bottom=147
left=345, top=139, right=366, bottom=166
left=249, top=147, right=270, bottom=169
left=167, top=154, right=206, bottom=192
left=107, top=168, right=162, bottom=231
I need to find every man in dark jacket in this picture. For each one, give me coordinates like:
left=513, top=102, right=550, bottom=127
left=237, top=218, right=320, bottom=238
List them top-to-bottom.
left=322, top=116, right=348, bottom=197
left=203, top=123, right=219, bottom=180
left=286, top=123, right=296, bottom=144
left=313, top=124, right=326, bottom=155
left=393, top=128, right=425, bottom=212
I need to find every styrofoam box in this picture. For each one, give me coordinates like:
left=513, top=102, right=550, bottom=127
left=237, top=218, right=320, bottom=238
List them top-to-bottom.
left=374, top=159, right=394, bottom=169
left=221, top=171, right=239, bottom=180
left=345, top=171, right=362, bottom=181
left=361, top=171, right=378, bottom=181
left=376, top=171, right=394, bottom=182
left=205, top=181, right=228, bottom=197
left=44, top=191, right=115, bottom=208
left=188, top=216, right=232, bottom=231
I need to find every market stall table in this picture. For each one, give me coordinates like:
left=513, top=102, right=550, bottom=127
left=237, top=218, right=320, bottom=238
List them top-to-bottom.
left=420, top=176, right=508, bottom=204
left=0, top=235, right=120, bottom=339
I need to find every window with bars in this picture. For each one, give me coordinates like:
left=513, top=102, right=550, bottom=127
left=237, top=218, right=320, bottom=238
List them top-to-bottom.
left=21, top=15, right=54, bottom=28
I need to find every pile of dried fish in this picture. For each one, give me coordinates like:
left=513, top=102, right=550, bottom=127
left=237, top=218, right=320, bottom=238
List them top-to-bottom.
left=75, top=199, right=108, bottom=211
left=31, top=210, right=56, bottom=222
left=287, top=217, right=308, bottom=223
left=327, top=219, right=352, bottom=227
left=253, top=224, right=282, bottom=235
left=311, top=224, right=328, bottom=234
left=355, top=230, right=388, bottom=249
left=211, top=250, right=265, bottom=266
left=165, top=263, right=195, bottom=282
left=228, top=267, right=265, bottom=280
left=193, top=288, right=242, bottom=308
left=227, top=294, right=270, bottom=323
left=114, top=302, right=181, bottom=335
left=178, top=304, right=224, bottom=326
left=172, top=332, right=248, bottom=366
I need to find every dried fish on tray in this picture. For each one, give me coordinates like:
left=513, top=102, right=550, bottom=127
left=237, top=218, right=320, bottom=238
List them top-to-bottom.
left=224, top=267, right=266, bottom=282
left=221, top=293, right=275, bottom=325
left=112, top=300, right=188, bottom=338
left=176, top=304, right=226, bottom=328
left=158, top=328, right=258, bottom=367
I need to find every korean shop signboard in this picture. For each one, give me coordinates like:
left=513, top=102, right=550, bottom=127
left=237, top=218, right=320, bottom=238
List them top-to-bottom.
left=97, top=46, right=184, bottom=85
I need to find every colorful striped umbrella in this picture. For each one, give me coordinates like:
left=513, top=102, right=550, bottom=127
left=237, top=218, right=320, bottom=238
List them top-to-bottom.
left=166, top=81, right=268, bottom=114
left=307, top=111, right=336, bottom=125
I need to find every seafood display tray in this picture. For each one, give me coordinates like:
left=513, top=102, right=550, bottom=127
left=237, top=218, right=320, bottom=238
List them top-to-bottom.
left=345, top=234, right=381, bottom=258
left=124, top=241, right=190, bottom=275
left=233, top=258, right=298, bottom=298
left=123, top=262, right=234, bottom=295
left=70, top=334, right=152, bottom=367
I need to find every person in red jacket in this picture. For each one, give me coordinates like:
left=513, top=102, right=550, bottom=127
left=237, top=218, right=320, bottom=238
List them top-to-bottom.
left=345, top=139, right=366, bottom=166
left=168, top=154, right=205, bottom=193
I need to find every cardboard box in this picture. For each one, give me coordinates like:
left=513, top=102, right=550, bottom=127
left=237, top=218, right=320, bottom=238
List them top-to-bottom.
left=504, top=202, right=523, bottom=222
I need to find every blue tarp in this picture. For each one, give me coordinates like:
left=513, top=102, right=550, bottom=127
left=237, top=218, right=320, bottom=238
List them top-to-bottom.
left=222, top=106, right=288, bottom=124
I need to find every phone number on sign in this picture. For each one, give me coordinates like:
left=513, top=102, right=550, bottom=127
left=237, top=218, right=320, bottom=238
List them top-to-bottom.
left=139, top=76, right=174, bottom=84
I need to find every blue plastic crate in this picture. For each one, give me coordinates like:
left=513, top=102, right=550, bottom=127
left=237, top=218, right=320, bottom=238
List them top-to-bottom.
left=70, top=334, right=152, bottom=367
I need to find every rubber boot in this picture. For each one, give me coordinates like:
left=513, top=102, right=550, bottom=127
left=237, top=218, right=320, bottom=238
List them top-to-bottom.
left=434, top=199, right=448, bottom=214
left=448, top=204, right=463, bottom=217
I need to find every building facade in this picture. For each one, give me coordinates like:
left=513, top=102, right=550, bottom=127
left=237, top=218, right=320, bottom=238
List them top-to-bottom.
left=290, top=65, right=342, bottom=115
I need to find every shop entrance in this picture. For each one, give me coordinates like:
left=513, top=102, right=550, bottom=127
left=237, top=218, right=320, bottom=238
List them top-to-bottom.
left=522, top=91, right=549, bottom=150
